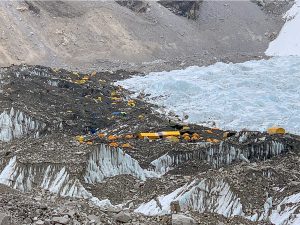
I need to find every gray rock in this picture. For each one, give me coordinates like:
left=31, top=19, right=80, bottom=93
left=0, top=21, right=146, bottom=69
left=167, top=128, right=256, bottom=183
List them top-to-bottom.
left=106, top=206, right=122, bottom=213
left=65, top=210, right=76, bottom=218
left=115, top=211, right=132, bottom=223
left=0, top=213, right=14, bottom=225
left=88, top=214, right=100, bottom=223
left=172, top=214, right=197, bottom=225
left=52, top=216, right=70, bottom=224
left=23, top=217, right=32, bottom=224
left=44, top=219, right=51, bottom=225
left=35, top=220, right=44, bottom=225
left=73, top=220, right=81, bottom=225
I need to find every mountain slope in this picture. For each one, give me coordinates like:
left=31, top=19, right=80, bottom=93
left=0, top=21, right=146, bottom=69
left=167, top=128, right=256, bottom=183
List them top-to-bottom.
left=0, top=1, right=287, bottom=71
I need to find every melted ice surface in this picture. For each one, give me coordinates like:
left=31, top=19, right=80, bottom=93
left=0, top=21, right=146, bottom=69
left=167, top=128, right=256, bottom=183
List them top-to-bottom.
left=118, top=56, right=300, bottom=134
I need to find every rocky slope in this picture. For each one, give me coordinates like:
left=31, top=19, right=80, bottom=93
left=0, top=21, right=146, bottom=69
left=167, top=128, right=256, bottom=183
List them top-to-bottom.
left=0, top=0, right=290, bottom=72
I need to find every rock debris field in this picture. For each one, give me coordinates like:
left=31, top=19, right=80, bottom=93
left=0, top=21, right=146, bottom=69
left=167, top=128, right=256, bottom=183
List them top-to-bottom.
left=0, top=65, right=300, bottom=225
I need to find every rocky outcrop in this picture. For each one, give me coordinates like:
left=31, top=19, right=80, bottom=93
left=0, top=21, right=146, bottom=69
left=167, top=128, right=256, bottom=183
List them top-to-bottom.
left=116, top=1, right=149, bottom=13
left=158, top=1, right=201, bottom=19
left=114, top=211, right=132, bottom=223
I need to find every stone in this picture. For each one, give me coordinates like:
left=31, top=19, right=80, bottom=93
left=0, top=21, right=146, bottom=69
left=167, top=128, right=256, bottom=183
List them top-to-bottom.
left=105, top=206, right=122, bottom=213
left=65, top=210, right=76, bottom=217
left=114, top=211, right=132, bottom=223
left=0, top=213, right=14, bottom=225
left=88, top=214, right=100, bottom=223
left=171, top=214, right=197, bottom=225
left=52, top=216, right=70, bottom=224
left=23, top=218, right=32, bottom=224
left=44, top=219, right=51, bottom=225
left=35, top=220, right=45, bottom=225
left=73, top=220, right=81, bottom=225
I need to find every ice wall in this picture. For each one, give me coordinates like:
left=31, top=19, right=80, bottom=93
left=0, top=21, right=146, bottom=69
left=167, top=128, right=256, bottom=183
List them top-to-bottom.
left=0, top=108, right=43, bottom=142
left=148, top=139, right=286, bottom=173
left=206, top=140, right=285, bottom=168
left=84, top=144, right=159, bottom=184
left=0, top=156, right=112, bottom=208
left=136, top=175, right=300, bottom=225
left=135, top=178, right=243, bottom=217
left=269, top=193, right=300, bottom=225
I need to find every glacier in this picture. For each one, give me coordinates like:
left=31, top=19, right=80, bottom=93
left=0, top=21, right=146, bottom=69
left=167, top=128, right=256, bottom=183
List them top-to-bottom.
left=117, top=56, right=300, bottom=134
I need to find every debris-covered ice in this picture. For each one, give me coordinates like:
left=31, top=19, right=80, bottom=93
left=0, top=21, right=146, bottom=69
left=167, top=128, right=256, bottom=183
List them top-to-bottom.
left=118, top=56, right=300, bottom=134
left=1, top=64, right=300, bottom=225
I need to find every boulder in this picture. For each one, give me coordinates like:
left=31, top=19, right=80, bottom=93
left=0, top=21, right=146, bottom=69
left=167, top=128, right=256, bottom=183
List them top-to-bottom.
left=115, top=211, right=132, bottom=223
left=0, top=213, right=14, bottom=225
left=172, top=214, right=197, bottom=225
left=52, top=216, right=70, bottom=224
left=35, top=220, right=45, bottom=225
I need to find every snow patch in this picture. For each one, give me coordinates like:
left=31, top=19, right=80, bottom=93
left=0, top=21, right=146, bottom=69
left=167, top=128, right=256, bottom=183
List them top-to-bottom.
left=266, top=0, right=300, bottom=56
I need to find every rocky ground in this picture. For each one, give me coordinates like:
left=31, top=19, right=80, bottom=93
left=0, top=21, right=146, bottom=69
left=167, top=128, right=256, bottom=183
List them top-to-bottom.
left=0, top=65, right=300, bottom=225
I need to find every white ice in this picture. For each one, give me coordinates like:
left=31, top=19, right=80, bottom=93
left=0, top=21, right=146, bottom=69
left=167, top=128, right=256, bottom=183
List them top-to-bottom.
left=266, top=0, right=300, bottom=56
left=117, top=56, right=300, bottom=134
left=0, top=108, right=42, bottom=142
left=84, top=144, right=160, bottom=184
left=0, top=156, right=114, bottom=209
left=136, top=176, right=300, bottom=225
left=135, top=178, right=243, bottom=217
left=270, top=192, right=300, bottom=225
